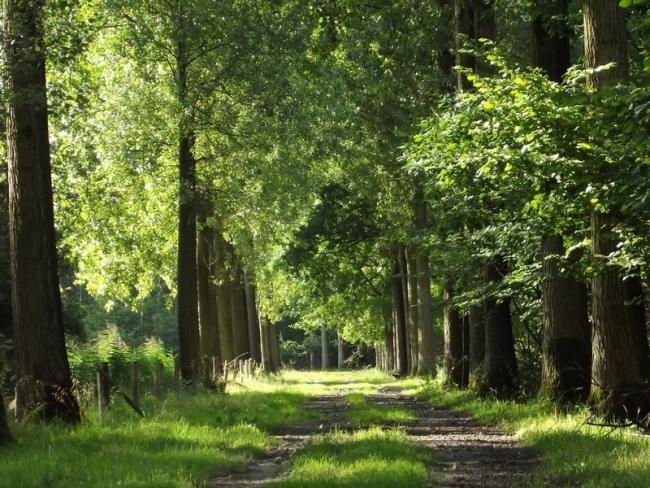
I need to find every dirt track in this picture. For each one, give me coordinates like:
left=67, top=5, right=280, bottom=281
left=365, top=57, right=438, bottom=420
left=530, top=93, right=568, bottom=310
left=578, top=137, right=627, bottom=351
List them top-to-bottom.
left=207, top=386, right=538, bottom=487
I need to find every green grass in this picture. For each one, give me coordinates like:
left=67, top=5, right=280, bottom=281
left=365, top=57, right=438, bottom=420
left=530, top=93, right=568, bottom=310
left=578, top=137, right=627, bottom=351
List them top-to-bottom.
left=417, top=380, right=650, bottom=488
left=0, top=385, right=316, bottom=488
left=346, top=392, right=415, bottom=425
left=268, top=427, right=432, bottom=488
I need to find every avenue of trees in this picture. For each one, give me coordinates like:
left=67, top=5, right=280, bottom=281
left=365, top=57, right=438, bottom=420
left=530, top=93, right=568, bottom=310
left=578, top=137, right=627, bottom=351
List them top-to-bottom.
left=2, top=0, right=650, bottom=444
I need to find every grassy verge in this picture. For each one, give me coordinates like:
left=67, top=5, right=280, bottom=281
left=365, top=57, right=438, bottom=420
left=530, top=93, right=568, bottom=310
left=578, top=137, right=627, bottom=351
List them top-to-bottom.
left=417, top=380, right=650, bottom=487
left=0, top=384, right=315, bottom=488
left=346, top=392, right=415, bottom=425
left=268, top=427, right=432, bottom=488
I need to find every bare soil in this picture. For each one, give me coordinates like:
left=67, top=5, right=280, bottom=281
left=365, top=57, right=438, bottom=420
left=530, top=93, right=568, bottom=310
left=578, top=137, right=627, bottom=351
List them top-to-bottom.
left=207, top=386, right=538, bottom=487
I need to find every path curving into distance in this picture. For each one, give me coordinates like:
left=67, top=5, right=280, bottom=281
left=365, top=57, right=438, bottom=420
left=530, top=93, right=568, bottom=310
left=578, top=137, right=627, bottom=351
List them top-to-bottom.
left=207, top=385, right=538, bottom=487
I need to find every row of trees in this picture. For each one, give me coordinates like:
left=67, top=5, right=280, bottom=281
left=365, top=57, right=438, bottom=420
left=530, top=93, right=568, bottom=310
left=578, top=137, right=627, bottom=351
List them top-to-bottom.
left=1, top=0, right=650, bottom=444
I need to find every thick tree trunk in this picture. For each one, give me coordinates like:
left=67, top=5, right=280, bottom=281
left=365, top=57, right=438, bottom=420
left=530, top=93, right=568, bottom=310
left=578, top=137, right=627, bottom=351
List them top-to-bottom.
left=3, top=0, right=79, bottom=422
left=454, top=0, right=475, bottom=90
left=533, top=0, right=571, bottom=83
left=584, top=0, right=650, bottom=420
left=175, top=22, right=200, bottom=384
left=413, top=181, right=436, bottom=376
left=590, top=211, right=650, bottom=418
left=197, top=213, right=220, bottom=367
left=214, top=229, right=234, bottom=362
left=540, top=235, right=591, bottom=403
left=398, top=247, right=412, bottom=373
left=406, top=250, right=419, bottom=375
left=483, top=255, right=518, bottom=396
left=392, top=259, right=408, bottom=375
left=230, top=260, right=250, bottom=359
left=623, top=272, right=650, bottom=376
left=244, top=276, right=262, bottom=363
left=444, top=286, right=467, bottom=387
left=383, top=303, right=395, bottom=372
left=469, top=304, right=485, bottom=379
left=260, top=315, right=274, bottom=372
left=269, top=322, right=281, bottom=371
left=321, top=324, right=330, bottom=369
left=337, top=330, right=345, bottom=369
left=0, top=388, right=11, bottom=444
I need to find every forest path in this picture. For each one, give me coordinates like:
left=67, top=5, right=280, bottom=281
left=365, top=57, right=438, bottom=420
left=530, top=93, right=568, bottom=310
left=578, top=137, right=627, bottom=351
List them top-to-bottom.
left=206, top=381, right=538, bottom=487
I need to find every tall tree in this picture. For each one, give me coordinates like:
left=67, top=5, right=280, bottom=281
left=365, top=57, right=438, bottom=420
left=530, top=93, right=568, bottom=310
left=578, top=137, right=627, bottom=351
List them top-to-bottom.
left=3, top=0, right=79, bottom=422
left=534, top=0, right=592, bottom=404
left=583, top=0, right=650, bottom=420
left=413, top=180, right=436, bottom=376
left=197, top=212, right=220, bottom=368
left=406, top=250, right=419, bottom=376
left=483, top=255, right=518, bottom=396
left=391, top=258, right=408, bottom=375
left=444, top=285, right=468, bottom=387
left=0, top=388, right=10, bottom=444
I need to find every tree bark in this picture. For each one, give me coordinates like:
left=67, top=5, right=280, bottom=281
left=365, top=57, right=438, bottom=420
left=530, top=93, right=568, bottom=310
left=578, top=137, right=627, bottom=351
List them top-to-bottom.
left=3, top=0, right=79, bottom=422
left=533, top=0, right=571, bottom=83
left=584, top=0, right=650, bottom=420
left=175, top=20, right=200, bottom=384
left=413, top=181, right=436, bottom=376
left=590, top=211, right=650, bottom=418
left=197, top=213, right=220, bottom=367
left=214, top=229, right=234, bottom=362
left=540, top=235, right=591, bottom=403
left=398, top=246, right=412, bottom=373
left=406, top=249, right=419, bottom=375
left=483, top=255, right=518, bottom=396
left=230, top=259, right=250, bottom=359
left=391, top=259, right=408, bottom=376
left=623, top=271, right=650, bottom=376
left=244, top=274, right=262, bottom=363
left=444, top=286, right=467, bottom=387
left=383, top=302, right=395, bottom=372
left=469, top=304, right=485, bottom=379
left=260, top=315, right=274, bottom=372
left=269, top=322, right=281, bottom=371
left=321, top=324, right=330, bottom=369
left=337, top=330, right=345, bottom=369
left=0, top=388, right=11, bottom=444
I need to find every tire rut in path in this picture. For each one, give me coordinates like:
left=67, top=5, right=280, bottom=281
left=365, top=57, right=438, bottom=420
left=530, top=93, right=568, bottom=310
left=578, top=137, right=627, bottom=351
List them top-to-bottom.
left=206, top=387, right=538, bottom=487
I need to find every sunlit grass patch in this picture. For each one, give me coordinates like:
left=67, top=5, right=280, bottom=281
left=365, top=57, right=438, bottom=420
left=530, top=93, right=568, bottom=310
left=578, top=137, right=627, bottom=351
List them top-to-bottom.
left=418, top=380, right=650, bottom=487
left=0, top=386, right=315, bottom=488
left=346, top=392, right=416, bottom=425
left=269, top=427, right=432, bottom=488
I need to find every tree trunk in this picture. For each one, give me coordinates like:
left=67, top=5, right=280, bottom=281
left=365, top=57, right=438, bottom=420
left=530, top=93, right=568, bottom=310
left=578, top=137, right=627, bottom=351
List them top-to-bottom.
left=3, top=0, right=79, bottom=422
left=454, top=0, right=475, bottom=90
left=533, top=0, right=571, bottom=83
left=584, top=0, right=650, bottom=420
left=175, top=23, right=200, bottom=384
left=413, top=180, right=436, bottom=376
left=590, top=210, right=650, bottom=418
left=197, top=213, right=220, bottom=366
left=214, top=229, right=234, bottom=362
left=540, top=235, right=591, bottom=403
left=398, top=247, right=412, bottom=373
left=406, top=249, right=419, bottom=375
left=483, top=255, right=518, bottom=396
left=230, top=259, right=250, bottom=359
left=392, top=259, right=408, bottom=375
left=623, top=271, right=650, bottom=376
left=244, top=275, right=262, bottom=363
left=444, top=286, right=466, bottom=387
left=383, top=302, right=395, bottom=372
left=469, top=304, right=485, bottom=380
left=260, top=315, right=274, bottom=372
left=269, top=322, right=281, bottom=371
left=321, top=324, right=330, bottom=369
left=337, top=330, right=345, bottom=369
left=0, top=388, right=11, bottom=444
